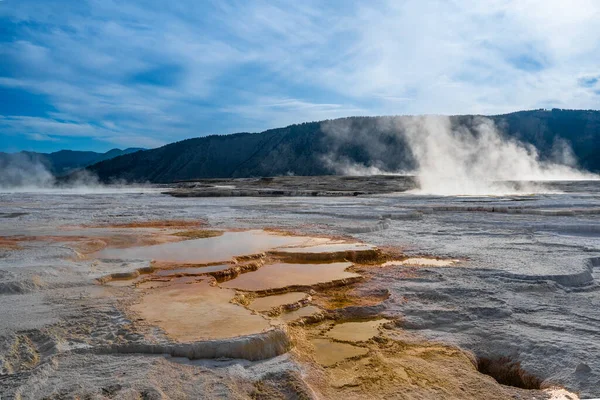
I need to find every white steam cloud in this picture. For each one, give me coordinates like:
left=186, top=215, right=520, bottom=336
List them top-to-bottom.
left=322, top=116, right=598, bottom=195
left=0, top=153, right=56, bottom=188
left=0, top=154, right=145, bottom=194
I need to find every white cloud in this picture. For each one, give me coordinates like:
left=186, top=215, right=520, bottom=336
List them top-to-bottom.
left=1, top=0, right=600, bottom=149
left=229, top=0, right=600, bottom=114
left=221, top=96, right=369, bottom=129
left=0, top=116, right=106, bottom=137
left=28, top=133, right=58, bottom=142
left=101, top=135, right=166, bottom=149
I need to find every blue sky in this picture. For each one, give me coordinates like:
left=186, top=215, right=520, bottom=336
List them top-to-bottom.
left=1, top=0, right=600, bottom=153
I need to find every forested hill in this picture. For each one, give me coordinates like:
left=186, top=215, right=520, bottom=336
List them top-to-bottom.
left=87, top=109, right=600, bottom=183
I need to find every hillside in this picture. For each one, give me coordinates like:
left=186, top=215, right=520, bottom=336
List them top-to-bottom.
left=87, top=109, right=600, bottom=183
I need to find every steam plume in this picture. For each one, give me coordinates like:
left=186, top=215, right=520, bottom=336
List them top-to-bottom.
left=322, top=115, right=597, bottom=195
left=0, top=153, right=112, bottom=193
left=0, top=153, right=55, bottom=188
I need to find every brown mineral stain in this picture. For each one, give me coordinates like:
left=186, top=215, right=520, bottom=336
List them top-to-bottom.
left=171, top=230, right=223, bottom=240
left=0, top=237, right=22, bottom=250
left=274, top=243, right=375, bottom=254
left=221, top=262, right=358, bottom=291
left=153, top=264, right=231, bottom=277
left=130, top=280, right=270, bottom=342
left=249, top=292, right=308, bottom=312
left=275, top=306, right=322, bottom=324
left=325, top=319, right=389, bottom=342
left=310, top=338, right=369, bottom=366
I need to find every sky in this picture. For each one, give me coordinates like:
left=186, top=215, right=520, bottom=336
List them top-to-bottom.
left=1, top=0, right=600, bottom=153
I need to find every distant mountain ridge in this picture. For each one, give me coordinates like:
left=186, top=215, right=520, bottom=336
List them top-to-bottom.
left=86, top=109, right=600, bottom=183
left=0, top=148, right=144, bottom=176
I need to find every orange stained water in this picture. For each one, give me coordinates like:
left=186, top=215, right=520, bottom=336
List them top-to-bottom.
left=97, top=230, right=314, bottom=263
left=273, top=243, right=375, bottom=254
left=221, top=262, right=358, bottom=291
left=154, top=264, right=231, bottom=276
left=130, top=280, right=270, bottom=342
left=249, top=292, right=308, bottom=312
left=275, top=305, right=321, bottom=323
left=325, top=319, right=389, bottom=342
left=310, top=339, right=369, bottom=366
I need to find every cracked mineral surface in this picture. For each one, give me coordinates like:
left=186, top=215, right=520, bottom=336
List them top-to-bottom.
left=1, top=179, right=598, bottom=399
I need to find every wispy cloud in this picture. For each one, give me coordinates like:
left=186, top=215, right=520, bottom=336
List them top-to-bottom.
left=1, top=0, right=599, bottom=151
left=220, top=96, right=369, bottom=131
left=28, top=133, right=58, bottom=142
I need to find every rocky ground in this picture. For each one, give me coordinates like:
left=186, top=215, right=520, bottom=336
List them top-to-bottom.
left=165, top=175, right=417, bottom=197
left=1, top=183, right=598, bottom=398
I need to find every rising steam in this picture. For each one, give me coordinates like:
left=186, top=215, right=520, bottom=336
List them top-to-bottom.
left=322, top=115, right=598, bottom=195
left=0, top=153, right=56, bottom=188
left=0, top=154, right=146, bottom=194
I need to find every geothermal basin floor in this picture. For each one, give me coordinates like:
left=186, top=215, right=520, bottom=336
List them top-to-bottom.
left=1, top=186, right=597, bottom=398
